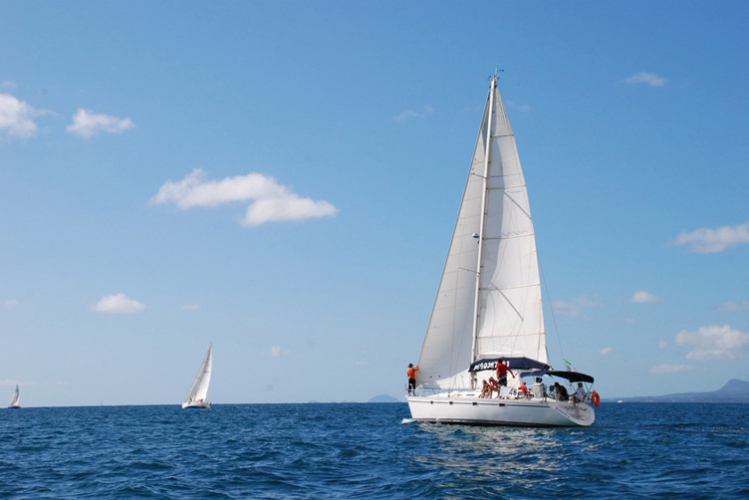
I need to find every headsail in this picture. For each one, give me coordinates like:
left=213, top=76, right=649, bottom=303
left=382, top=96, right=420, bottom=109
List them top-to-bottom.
left=416, top=78, right=548, bottom=390
left=184, top=345, right=212, bottom=404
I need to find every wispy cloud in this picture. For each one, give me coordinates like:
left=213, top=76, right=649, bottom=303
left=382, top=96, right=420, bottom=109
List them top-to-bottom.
left=624, top=72, right=667, bottom=87
left=0, top=93, right=43, bottom=138
left=506, top=100, right=531, bottom=112
left=393, top=105, right=433, bottom=122
left=66, top=109, right=136, bottom=138
left=151, top=169, right=338, bottom=226
left=673, top=223, right=749, bottom=253
left=630, top=290, right=662, bottom=303
left=92, top=293, right=145, bottom=314
left=552, top=295, right=601, bottom=318
left=2, top=299, right=19, bottom=309
left=718, top=300, right=749, bottom=311
left=181, top=304, right=201, bottom=311
left=675, top=324, right=749, bottom=360
left=270, top=346, right=289, bottom=357
left=600, top=347, right=613, bottom=355
left=651, top=364, right=697, bottom=374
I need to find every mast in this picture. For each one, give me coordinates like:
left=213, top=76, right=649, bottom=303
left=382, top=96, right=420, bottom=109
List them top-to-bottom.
left=469, top=76, right=496, bottom=365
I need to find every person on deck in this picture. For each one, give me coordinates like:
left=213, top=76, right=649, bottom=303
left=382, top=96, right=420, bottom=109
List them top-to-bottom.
left=496, top=359, right=515, bottom=387
left=407, top=363, right=419, bottom=396
left=490, top=377, right=499, bottom=398
left=481, top=379, right=490, bottom=398
left=518, top=380, right=529, bottom=397
left=553, top=382, right=569, bottom=401
left=573, top=382, right=586, bottom=403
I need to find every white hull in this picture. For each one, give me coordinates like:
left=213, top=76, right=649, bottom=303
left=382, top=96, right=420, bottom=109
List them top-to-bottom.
left=407, top=393, right=595, bottom=427
left=181, top=401, right=211, bottom=409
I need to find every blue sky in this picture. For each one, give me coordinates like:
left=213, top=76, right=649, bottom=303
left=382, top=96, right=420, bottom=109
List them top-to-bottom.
left=2, top=1, right=748, bottom=406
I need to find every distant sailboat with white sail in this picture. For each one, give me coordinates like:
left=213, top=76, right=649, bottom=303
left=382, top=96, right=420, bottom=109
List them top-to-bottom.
left=407, top=75, right=598, bottom=427
left=182, top=345, right=212, bottom=409
left=8, top=384, right=20, bottom=409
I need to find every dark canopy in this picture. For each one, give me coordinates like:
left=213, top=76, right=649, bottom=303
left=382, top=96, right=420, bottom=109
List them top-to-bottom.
left=519, top=370, right=595, bottom=384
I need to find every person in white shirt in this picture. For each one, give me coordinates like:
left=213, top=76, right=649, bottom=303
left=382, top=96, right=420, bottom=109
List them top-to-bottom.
left=573, top=382, right=586, bottom=403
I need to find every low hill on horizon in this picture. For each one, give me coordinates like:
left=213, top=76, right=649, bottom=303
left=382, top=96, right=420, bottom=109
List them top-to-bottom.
left=613, top=378, right=749, bottom=403
left=368, top=394, right=403, bottom=403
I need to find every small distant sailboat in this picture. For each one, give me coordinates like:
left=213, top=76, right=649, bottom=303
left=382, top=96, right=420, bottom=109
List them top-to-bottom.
left=407, top=75, right=597, bottom=427
left=182, top=345, right=212, bottom=409
left=8, top=384, right=20, bottom=409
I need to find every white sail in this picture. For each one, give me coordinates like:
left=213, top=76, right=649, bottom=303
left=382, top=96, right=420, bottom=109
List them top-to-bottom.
left=417, top=79, right=547, bottom=390
left=183, top=345, right=212, bottom=408
left=9, top=384, right=20, bottom=408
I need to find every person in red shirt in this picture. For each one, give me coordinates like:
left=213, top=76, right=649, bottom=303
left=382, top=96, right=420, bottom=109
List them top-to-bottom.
left=496, top=358, right=515, bottom=387
left=407, top=363, right=419, bottom=396
left=489, top=377, right=499, bottom=398
left=518, top=380, right=529, bottom=397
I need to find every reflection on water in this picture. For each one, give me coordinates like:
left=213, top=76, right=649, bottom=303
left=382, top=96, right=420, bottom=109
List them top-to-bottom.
left=413, top=423, right=569, bottom=494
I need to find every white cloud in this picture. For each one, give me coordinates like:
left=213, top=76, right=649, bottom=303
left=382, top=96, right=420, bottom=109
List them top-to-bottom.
left=624, top=72, right=667, bottom=87
left=0, top=93, right=41, bottom=138
left=506, top=100, right=531, bottom=112
left=393, top=105, right=433, bottom=122
left=66, top=108, right=136, bottom=138
left=151, top=169, right=338, bottom=226
left=673, top=223, right=749, bottom=253
left=630, top=290, right=662, bottom=303
left=92, top=293, right=145, bottom=314
left=552, top=295, right=601, bottom=318
left=2, top=299, right=19, bottom=309
left=718, top=300, right=749, bottom=311
left=181, top=305, right=201, bottom=311
left=675, top=324, right=749, bottom=360
left=659, top=339, right=668, bottom=349
left=270, top=346, right=289, bottom=357
left=600, top=347, right=613, bottom=355
left=651, top=364, right=697, bottom=374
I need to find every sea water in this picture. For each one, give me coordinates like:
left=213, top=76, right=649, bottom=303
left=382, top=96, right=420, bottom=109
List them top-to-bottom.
left=1, top=403, right=747, bottom=498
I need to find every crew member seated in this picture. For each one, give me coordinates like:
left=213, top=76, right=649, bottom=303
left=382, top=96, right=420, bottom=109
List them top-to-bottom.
left=518, top=380, right=529, bottom=397
left=552, top=382, right=569, bottom=401
left=573, top=382, right=586, bottom=403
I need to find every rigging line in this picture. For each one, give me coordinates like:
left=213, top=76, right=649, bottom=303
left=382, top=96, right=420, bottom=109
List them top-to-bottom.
left=538, top=257, right=566, bottom=364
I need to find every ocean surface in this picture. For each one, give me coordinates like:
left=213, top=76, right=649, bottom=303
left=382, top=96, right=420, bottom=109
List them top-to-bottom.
left=2, top=403, right=748, bottom=499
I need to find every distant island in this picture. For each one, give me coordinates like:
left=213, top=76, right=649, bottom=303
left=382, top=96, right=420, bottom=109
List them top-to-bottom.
left=613, top=379, right=749, bottom=403
left=368, top=394, right=402, bottom=403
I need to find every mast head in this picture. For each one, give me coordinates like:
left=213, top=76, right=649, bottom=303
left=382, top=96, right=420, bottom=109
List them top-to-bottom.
left=490, top=68, right=504, bottom=84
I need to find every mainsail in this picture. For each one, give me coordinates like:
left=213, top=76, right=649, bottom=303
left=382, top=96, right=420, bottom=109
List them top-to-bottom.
left=417, top=78, right=547, bottom=390
left=184, top=345, right=212, bottom=404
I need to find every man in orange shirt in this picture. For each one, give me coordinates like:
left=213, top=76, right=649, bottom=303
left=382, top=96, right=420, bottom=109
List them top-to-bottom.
left=407, top=363, right=419, bottom=396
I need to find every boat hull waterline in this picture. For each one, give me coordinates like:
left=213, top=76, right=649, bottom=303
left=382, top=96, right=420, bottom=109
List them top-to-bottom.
left=407, top=394, right=595, bottom=427
left=181, top=401, right=211, bottom=409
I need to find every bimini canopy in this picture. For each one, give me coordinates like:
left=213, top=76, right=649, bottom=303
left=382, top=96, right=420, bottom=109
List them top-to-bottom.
left=469, top=357, right=551, bottom=373
left=519, top=370, right=595, bottom=384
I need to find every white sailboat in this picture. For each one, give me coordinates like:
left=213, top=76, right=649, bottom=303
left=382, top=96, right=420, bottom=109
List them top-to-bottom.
left=407, top=76, right=597, bottom=427
left=182, top=344, right=212, bottom=409
left=8, top=384, right=20, bottom=409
